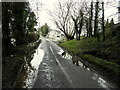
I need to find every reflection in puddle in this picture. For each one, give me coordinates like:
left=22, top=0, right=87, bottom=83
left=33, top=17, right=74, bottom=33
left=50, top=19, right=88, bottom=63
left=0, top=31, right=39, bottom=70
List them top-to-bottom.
left=15, top=46, right=45, bottom=88
left=58, top=49, right=115, bottom=89
left=58, top=49, right=88, bottom=68
left=58, top=49, right=72, bottom=60
left=62, top=52, right=72, bottom=60
left=86, top=67, right=90, bottom=71
left=92, top=73, right=111, bottom=89
left=98, top=77, right=108, bottom=88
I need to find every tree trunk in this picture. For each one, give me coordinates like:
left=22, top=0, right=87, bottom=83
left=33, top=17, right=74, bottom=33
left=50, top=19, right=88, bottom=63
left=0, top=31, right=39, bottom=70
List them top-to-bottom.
left=118, top=0, right=120, bottom=22
left=89, top=1, right=93, bottom=37
left=94, top=2, right=99, bottom=37
left=102, top=2, right=105, bottom=42
left=2, top=3, right=12, bottom=56
left=78, top=10, right=83, bottom=40
left=72, top=16, right=79, bottom=40
left=85, top=19, right=89, bottom=38
left=97, top=32, right=100, bottom=42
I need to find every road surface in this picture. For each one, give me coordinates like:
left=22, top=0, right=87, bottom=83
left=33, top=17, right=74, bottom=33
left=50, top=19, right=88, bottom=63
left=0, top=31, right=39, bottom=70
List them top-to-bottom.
left=32, top=38, right=116, bottom=89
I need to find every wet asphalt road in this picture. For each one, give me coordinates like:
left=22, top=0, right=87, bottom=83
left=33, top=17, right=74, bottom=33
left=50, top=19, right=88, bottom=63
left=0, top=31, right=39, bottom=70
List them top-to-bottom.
left=32, top=38, right=116, bottom=89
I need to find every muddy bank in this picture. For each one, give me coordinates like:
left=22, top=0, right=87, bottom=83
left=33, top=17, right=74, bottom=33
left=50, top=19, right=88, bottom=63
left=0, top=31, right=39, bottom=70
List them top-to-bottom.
left=2, top=39, right=41, bottom=88
left=14, top=43, right=44, bottom=88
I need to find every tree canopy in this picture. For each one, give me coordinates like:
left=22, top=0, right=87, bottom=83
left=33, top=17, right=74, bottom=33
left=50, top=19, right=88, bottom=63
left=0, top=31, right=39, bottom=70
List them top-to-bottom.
left=2, top=2, right=38, bottom=56
left=39, top=23, right=50, bottom=36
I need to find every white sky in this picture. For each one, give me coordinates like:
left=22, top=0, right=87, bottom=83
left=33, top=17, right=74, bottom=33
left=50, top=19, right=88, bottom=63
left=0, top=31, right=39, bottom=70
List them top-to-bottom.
left=29, top=0, right=119, bottom=29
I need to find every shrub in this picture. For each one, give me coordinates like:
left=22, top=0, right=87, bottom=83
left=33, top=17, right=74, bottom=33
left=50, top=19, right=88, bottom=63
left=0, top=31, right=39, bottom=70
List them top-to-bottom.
left=27, top=32, right=40, bottom=43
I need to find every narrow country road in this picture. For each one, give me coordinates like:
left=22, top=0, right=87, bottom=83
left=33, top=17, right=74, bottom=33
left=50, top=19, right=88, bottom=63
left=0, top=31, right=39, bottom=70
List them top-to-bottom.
left=32, top=38, right=116, bottom=89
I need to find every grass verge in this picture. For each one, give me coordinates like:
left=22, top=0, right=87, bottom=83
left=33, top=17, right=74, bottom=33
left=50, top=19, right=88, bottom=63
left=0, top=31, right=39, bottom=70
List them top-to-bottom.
left=59, top=38, right=120, bottom=86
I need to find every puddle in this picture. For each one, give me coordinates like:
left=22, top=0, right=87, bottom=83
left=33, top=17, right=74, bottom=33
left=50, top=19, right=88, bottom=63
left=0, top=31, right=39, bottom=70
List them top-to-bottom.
left=15, top=45, right=45, bottom=88
left=58, top=49, right=116, bottom=89
left=58, top=49, right=88, bottom=68
left=58, top=49, right=72, bottom=60
left=92, top=73, right=114, bottom=89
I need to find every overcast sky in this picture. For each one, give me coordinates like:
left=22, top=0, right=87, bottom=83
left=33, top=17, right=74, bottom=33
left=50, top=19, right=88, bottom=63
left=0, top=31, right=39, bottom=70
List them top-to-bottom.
left=29, top=0, right=119, bottom=29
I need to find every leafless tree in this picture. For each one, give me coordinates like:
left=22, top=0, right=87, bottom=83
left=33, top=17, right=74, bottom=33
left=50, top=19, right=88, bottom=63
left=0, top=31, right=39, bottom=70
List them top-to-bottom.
left=48, top=0, right=75, bottom=40
left=71, top=0, right=90, bottom=40
left=105, top=0, right=119, bottom=22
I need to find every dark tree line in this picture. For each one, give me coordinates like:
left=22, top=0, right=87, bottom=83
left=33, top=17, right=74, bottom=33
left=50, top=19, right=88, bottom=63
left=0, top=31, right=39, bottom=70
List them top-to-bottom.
left=71, top=1, right=106, bottom=41
left=84, top=1, right=106, bottom=42
left=2, top=2, right=38, bottom=56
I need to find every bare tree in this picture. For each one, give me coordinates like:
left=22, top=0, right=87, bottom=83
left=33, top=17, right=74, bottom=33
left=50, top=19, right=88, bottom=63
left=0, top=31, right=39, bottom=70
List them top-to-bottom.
left=48, top=0, right=75, bottom=40
left=105, top=0, right=119, bottom=22
left=71, top=1, right=89, bottom=40
left=71, top=1, right=79, bottom=40
left=71, top=9, right=84, bottom=40
left=78, top=10, right=84, bottom=40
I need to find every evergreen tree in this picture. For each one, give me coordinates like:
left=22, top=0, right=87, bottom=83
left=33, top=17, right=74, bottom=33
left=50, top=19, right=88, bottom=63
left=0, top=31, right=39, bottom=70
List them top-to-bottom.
left=2, top=2, right=12, bottom=56
left=2, top=2, right=35, bottom=55
left=27, top=12, right=37, bottom=32
left=110, top=18, right=114, bottom=26
left=105, top=19, right=110, bottom=28
left=40, top=23, right=50, bottom=36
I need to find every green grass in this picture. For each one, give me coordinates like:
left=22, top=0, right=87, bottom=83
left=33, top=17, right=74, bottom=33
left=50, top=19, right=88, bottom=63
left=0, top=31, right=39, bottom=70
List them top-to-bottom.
left=60, top=37, right=120, bottom=84
left=60, top=37, right=120, bottom=61
left=60, top=37, right=99, bottom=55
left=81, top=54, right=120, bottom=75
